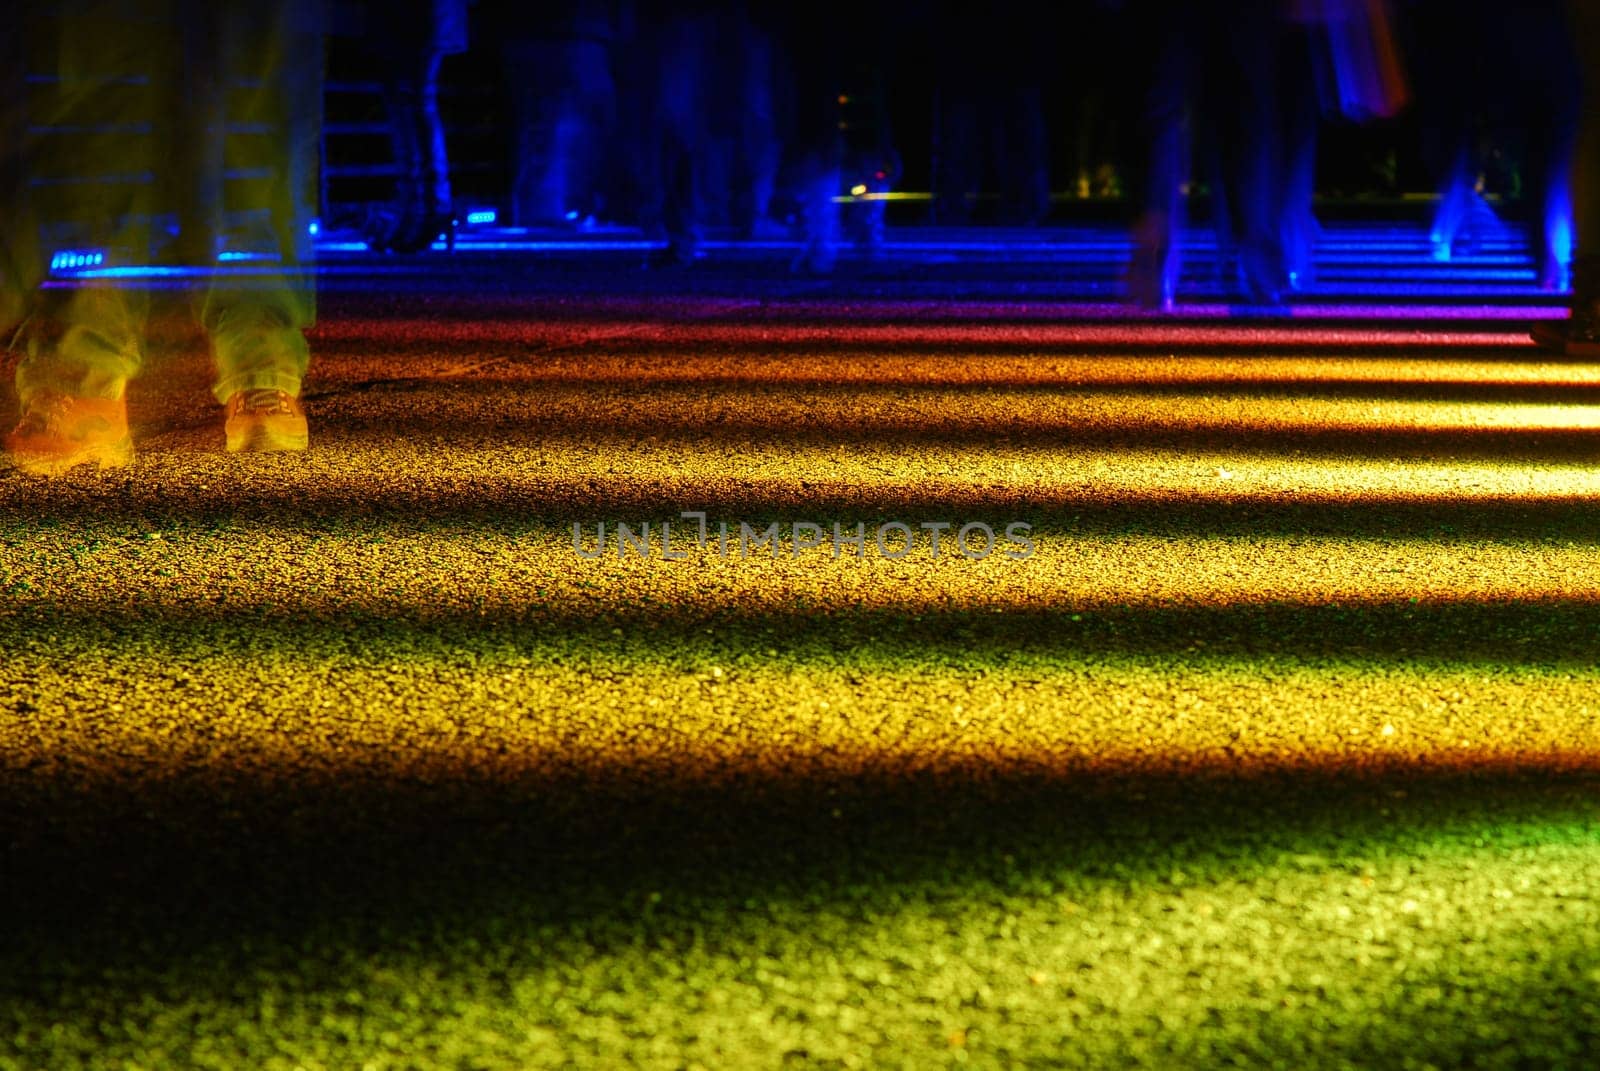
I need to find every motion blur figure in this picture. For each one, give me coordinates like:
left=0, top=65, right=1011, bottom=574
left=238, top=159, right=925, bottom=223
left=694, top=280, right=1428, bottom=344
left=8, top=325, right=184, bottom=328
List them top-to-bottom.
left=357, top=0, right=467, bottom=252
left=488, top=0, right=620, bottom=229
left=1126, top=0, right=1299, bottom=309
left=1126, top=0, right=1406, bottom=308
left=1408, top=0, right=1579, bottom=290
left=0, top=1, right=323, bottom=476
left=615, top=1, right=781, bottom=266
left=621, top=1, right=716, bottom=264
left=1533, top=3, right=1600, bottom=354
left=775, top=6, right=905, bottom=274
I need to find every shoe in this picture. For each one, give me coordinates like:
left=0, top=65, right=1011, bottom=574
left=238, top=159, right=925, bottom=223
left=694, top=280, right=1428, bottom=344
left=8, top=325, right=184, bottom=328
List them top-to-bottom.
left=792, top=176, right=841, bottom=276
left=365, top=191, right=455, bottom=254
left=1127, top=213, right=1177, bottom=311
left=791, top=236, right=838, bottom=276
left=650, top=238, right=702, bottom=269
left=1237, top=240, right=1288, bottom=309
left=1127, top=242, right=1176, bottom=311
left=1538, top=253, right=1570, bottom=294
left=1532, top=257, right=1600, bottom=356
left=1530, top=317, right=1600, bottom=358
left=224, top=388, right=308, bottom=452
left=3, top=391, right=132, bottom=476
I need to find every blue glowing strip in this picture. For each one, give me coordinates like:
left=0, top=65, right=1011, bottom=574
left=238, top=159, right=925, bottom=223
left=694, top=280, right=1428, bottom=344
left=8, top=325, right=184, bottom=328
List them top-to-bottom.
left=24, top=73, right=148, bottom=86
left=27, top=122, right=153, bottom=135
left=30, top=171, right=156, bottom=186
left=464, top=209, right=498, bottom=225
left=299, top=227, right=1544, bottom=260
left=422, top=237, right=1144, bottom=257
left=428, top=239, right=664, bottom=252
left=1318, top=244, right=1528, bottom=253
left=48, top=249, right=107, bottom=273
left=1317, top=254, right=1531, bottom=266
left=56, top=265, right=309, bottom=280
left=70, top=266, right=215, bottom=278
left=1317, top=268, right=1539, bottom=282
left=1211, top=283, right=1555, bottom=298
left=1115, top=302, right=1561, bottom=320
left=1290, top=303, right=1566, bottom=320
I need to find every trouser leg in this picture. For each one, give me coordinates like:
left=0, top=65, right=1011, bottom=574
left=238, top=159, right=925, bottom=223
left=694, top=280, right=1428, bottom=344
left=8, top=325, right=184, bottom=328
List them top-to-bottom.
left=201, top=0, right=320, bottom=403
left=1566, top=1, right=1600, bottom=312
left=8, top=6, right=152, bottom=405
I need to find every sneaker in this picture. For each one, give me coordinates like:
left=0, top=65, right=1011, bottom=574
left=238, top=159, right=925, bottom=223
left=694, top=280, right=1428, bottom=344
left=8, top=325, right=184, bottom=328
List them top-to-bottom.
left=650, top=235, right=703, bottom=269
left=1127, top=241, right=1176, bottom=311
left=1532, top=256, right=1600, bottom=356
left=1530, top=317, right=1600, bottom=358
left=224, top=388, right=308, bottom=452
left=3, top=391, right=132, bottom=476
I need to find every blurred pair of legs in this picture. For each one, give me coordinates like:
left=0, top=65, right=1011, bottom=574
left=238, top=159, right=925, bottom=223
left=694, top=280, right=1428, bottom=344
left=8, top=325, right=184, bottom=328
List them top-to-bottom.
left=1127, top=0, right=1314, bottom=310
left=0, top=1, right=321, bottom=476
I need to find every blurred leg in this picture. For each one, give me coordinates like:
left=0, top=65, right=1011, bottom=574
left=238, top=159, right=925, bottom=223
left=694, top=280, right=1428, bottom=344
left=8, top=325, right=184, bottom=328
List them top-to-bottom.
left=201, top=1, right=321, bottom=449
left=1535, top=1, right=1600, bottom=350
left=1569, top=2, right=1600, bottom=265
left=2, top=5, right=157, bottom=473
left=8, top=5, right=153, bottom=407
left=1128, top=5, right=1192, bottom=309
left=1218, top=5, right=1285, bottom=304
left=783, top=14, right=842, bottom=274
left=652, top=15, right=712, bottom=264
left=732, top=17, right=781, bottom=238
left=1280, top=25, right=1321, bottom=291
left=933, top=94, right=978, bottom=225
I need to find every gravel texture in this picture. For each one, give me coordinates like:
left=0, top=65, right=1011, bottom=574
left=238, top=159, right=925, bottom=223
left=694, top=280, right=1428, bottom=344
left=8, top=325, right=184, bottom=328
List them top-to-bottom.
left=1, top=263, right=1597, bottom=1070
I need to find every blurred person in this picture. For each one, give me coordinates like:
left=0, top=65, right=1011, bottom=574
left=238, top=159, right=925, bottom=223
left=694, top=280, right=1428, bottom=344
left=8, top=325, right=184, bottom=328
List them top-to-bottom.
left=357, top=0, right=468, bottom=252
left=488, top=0, right=620, bottom=229
left=1126, top=0, right=1293, bottom=309
left=1127, top=0, right=1403, bottom=309
left=1407, top=0, right=1579, bottom=289
left=2, top=1, right=324, bottom=477
left=614, top=1, right=724, bottom=265
left=606, top=2, right=886, bottom=273
left=613, top=2, right=789, bottom=265
left=1277, top=3, right=1333, bottom=292
left=1533, top=3, right=1600, bottom=354
left=774, top=5, right=906, bottom=273
left=715, top=6, right=784, bottom=240
left=780, top=16, right=845, bottom=274
left=836, top=72, right=901, bottom=257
